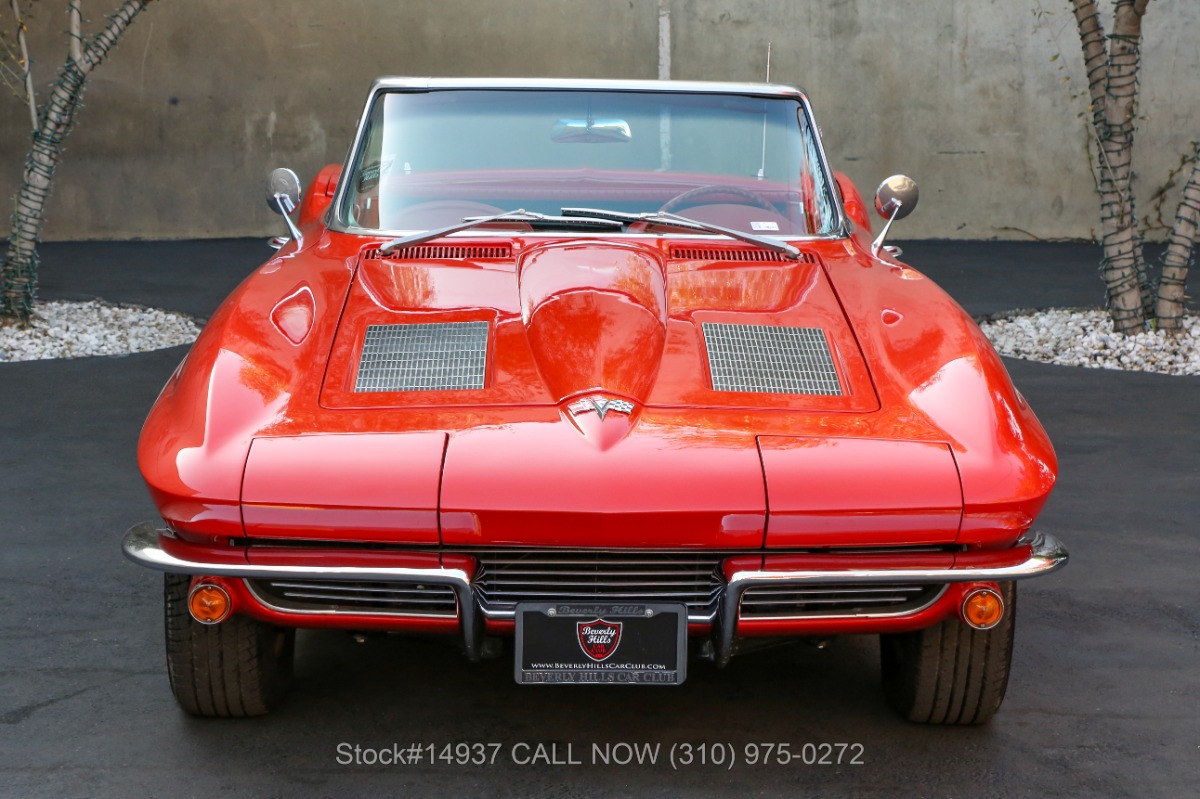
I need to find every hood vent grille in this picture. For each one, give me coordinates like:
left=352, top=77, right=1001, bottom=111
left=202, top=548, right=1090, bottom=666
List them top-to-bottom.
left=364, top=244, right=513, bottom=261
left=669, top=246, right=813, bottom=264
left=355, top=321, right=488, bottom=392
left=702, top=322, right=842, bottom=395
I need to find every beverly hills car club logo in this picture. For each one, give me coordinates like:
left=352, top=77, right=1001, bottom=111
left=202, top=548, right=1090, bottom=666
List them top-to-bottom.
left=577, top=619, right=623, bottom=662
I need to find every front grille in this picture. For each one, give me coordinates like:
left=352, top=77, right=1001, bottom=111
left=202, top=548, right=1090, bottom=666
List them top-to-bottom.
left=354, top=321, right=488, bottom=392
left=702, top=322, right=842, bottom=395
left=470, top=550, right=726, bottom=620
left=246, top=579, right=458, bottom=617
left=739, top=583, right=945, bottom=619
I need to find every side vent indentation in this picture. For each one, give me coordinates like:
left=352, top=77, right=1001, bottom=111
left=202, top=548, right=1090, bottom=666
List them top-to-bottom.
left=355, top=322, right=488, bottom=392
left=702, top=323, right=842, bottom=395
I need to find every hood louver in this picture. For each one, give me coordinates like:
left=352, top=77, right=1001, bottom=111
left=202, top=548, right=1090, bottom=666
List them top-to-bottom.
left=363, top=244, right=513, bottom=261
left=669, top=246, right=814, bottom=264
left=703, top=322, right=842, bottom=396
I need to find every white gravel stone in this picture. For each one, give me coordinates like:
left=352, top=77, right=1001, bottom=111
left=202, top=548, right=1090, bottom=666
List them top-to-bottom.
left=0, top=300, right=200, bottom=362
left=978, top=308, right=1200, bottom=376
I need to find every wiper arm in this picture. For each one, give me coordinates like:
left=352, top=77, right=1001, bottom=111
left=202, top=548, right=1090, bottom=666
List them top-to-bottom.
left=560, top=207, right=801, bottom=258
left=379, top=209, right=622, bottom=254
left=462, top=211, right=624, bottom=231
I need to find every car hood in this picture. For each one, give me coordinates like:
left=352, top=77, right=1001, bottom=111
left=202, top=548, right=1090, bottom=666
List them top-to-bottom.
left=143, top=233, right=1054, bottom=551
left=233, top=239, right=953, bottom=549
left=319, top=239, right=879, bottom=415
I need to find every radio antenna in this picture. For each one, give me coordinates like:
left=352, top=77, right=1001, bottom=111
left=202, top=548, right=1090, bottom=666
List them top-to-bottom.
left=765, top=42, right=772, bottom=82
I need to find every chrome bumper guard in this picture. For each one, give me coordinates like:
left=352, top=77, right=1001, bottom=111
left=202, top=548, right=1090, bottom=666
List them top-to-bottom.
left=122, top=522, right=484, bottom=659
left=123, top=523, right=1068, bottom=667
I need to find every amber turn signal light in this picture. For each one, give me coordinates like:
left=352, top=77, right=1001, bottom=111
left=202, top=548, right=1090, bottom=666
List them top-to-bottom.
left=188, top=583, right=232, bottom=625
left=960, top=586, right=1005, bottom=630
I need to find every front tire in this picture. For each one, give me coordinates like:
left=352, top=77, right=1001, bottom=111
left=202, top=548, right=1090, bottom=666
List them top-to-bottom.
left=164, top=573, right=294, bottom=717
left=880, top=582, right=1016, bottom=725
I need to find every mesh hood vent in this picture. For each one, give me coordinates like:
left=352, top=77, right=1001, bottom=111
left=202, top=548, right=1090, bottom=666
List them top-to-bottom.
left=363, top=244, right=513, bottom=261
left=669, top=246, right=814, bottom=264
left=355, top=322, right=488, bottom=392
left=702, top=322, right=842, bottom=395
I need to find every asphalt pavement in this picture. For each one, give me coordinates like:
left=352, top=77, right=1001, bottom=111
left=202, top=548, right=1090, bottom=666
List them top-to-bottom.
left=1, top=238, right=1197, bottom=798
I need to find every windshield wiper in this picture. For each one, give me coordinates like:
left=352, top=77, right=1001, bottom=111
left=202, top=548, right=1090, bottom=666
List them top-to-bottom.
left=560, top=207, right=801, bottom=259
left=379, top=209, right=622, bottom=254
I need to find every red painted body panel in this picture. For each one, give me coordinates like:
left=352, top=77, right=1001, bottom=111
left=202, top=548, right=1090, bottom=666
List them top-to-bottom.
left=297, top=163, right=341, bottom=227
left=519, top=242, right=667, bottom=404
left=439, top=422, right=766, bottom=548
left=241, top=433, right=446, bottom=543
left=759, top=437, right=963, bottom=546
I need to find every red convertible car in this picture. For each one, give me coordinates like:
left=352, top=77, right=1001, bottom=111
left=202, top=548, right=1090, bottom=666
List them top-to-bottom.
left=123, top=78, right=1066, bottom=723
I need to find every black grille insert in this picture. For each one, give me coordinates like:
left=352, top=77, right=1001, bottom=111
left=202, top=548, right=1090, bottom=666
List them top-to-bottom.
left=469, top=550, right=726, bottom=619
left=247, top=579, right=458, bottom=617
left=739, top=583, right=945, bottom=619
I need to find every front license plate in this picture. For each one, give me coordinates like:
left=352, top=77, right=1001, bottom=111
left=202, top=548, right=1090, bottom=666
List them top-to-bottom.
left=514, top=602, right=687, bottom=686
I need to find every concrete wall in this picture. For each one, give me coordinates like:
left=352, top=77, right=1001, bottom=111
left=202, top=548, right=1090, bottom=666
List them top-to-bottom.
left=2, top=0, right=1198, bottom=241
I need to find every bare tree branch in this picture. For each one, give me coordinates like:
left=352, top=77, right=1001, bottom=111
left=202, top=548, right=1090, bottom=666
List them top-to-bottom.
left=2, top=0, right=154, bottom=321
left=9, top=0, right=36, bottom=130
left=69, top=0, right=81, bottom=63
left=79, top=0, right=145, bottom=71
left=1154, top=143, right=1200, bottom=331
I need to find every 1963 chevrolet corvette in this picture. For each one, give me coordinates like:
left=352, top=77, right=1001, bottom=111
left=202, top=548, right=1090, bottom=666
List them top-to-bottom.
left=122, top=77, right=1066, bottom=722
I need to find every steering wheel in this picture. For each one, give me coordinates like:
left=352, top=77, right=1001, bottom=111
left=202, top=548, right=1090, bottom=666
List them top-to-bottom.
left=658, top=184, right=778, bottom=215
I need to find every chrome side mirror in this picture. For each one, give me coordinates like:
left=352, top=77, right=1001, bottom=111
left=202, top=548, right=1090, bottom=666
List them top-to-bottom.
left=266, top=167, right=304, bottom=248
left=872, top=175, right=918, bottom=257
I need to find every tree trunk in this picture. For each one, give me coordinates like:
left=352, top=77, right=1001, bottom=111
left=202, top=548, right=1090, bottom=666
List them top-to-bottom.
left=1, top=0, right=152, bottom=323
left=1071, top=0, right=1151, bottom=334
left=1154, top=146, right=1200, bottom=331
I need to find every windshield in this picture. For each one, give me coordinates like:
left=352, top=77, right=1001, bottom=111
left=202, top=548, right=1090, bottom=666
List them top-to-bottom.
left=338, top=89, right=839, bottom=237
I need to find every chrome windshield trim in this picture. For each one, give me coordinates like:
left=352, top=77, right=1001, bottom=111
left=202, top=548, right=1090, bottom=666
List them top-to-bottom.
left=368, top=76, right=811, bottom=97
left=328, top=78, right=846, bottom=237
left=796, top=92, right=850, bottom=237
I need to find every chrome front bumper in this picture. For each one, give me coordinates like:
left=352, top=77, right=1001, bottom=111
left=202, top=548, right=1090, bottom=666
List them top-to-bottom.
left=122, top=521, right=485, bottom=657
left=122, top=522, right=1068, bottom=665
left=713, top=529, right=1067, bottom=665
